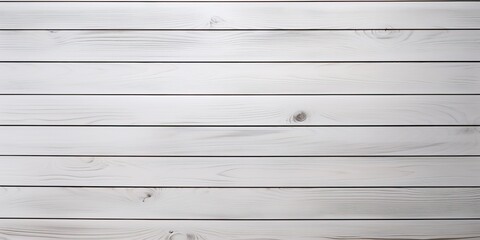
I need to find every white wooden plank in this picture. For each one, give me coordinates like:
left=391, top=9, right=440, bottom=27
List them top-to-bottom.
left=1, top=2, right=479, bottom=29
left=1, top=30, right=478, bottom=61
left=2, top=63, right=479, bottom=94
left=1, top=96, right=479, bottom=125
left=0, top=127, right=478, bottom=156
left=0, top=156, right=479, bottom=187
left=0, top=187, right=479, bottom=219
left=1, top=220, right=479, bottom=240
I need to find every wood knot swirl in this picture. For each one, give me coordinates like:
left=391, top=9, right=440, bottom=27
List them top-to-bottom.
left=208, top=16, right=225, bottom=28
left=361, top=29, right=413, bottom=41
left=293, top=111, right=307, bottom=122
left=167, top=232, right=197, bottom=240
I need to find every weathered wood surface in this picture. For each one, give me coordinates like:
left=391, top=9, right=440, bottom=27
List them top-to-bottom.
left=1, top=1, right=479, bottom=236
left=1, top=2, right=479, bottom=29
left=1, top=30, right=479, bottom=61
left=2, top=63, right=479, bottom=94
left=1, top=96, right=478, bottom=125
left=0, top=127, right=478, bottom=156
left=0, top=156, right=479, bottom=187
left=0, top=187, right=479, bottom=219
left=1, top=220, right=479, bottom=240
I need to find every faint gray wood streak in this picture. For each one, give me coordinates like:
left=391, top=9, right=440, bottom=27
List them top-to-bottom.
left=1, top=2, right=479, bottom=29
left=1, top=30, right=479, bottom=61
left=1, top=63, right=479, bottom=94
left=1, top=96, right=479, bottom=125
left=0, top=127, right=478, bottom=156
left=0, top=156, right=479, bottom=187
left=0, top=187, right=479, bottom=219
left=1, top=220, right=480, bottom=240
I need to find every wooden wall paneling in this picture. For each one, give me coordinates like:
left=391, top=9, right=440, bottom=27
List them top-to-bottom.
left=1, top=1, right=478, bottom=238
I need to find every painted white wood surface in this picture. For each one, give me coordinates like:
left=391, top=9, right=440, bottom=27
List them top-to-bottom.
left=1, top=0, right=478, bottom=235
left=1, top=2, right=479, bottom=29
left=1, top=30, right=479, bottom=61
left=2, top=63, right=479, bottom=94
left=1, top=96, right=478, bottom=125
left=0, top=127, right=478, bottom=156
left=0, top=156, right=479, bottom=187
left=1, top=187, right=479, bottom=219
left=1, top=220, right=479, bottom=240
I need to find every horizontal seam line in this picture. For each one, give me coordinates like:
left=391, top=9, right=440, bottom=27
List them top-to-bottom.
left=1, top=1, right=479, bottom=2
left=1, top=29, right=479, bottom=31
left=1, top=61, right=479, bottom=63
left=1, top=61, right=480, bottom=63
left=1, top=94, right=480, bottom=96
left=0, top=125, right=478, bottom=127
left=0, top=155, right=478, bottom=157
left=0, top=155, right=479, bottom=158
left=1, top=186, right=480, bottom=188
left=0, top=218, right=479, bottom=221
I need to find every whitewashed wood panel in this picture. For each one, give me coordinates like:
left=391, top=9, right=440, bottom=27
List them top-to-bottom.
left=1, top=2, right=479, bottom=29
left=1, top=30, right=479, bottom=61
left=2, top=63, right=479, bottom=94
left=1, top=96, right=479, bottom=125
left=0, top=127, right=478, bottom=156
left=0, top=156, right=479, bottom=187
left=0, top=187, right=479, bottom=219
left=1, top=220, right=479, bottom=240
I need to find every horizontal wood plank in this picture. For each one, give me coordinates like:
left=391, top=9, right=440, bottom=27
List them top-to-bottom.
left=1, top=2, right=479, bottom=29
left=1, top=30, right=479, bottom=61
left=2, top=63, right=479, bottom=94
left=1, top=96, right=479, bottom=125
left=0, top=127, right=478, bottom=156
left=0, top=156, right=479, bottom=187
left=0, top=187, right=479, bottom=219
left=1, top=220, right=480, bottom=240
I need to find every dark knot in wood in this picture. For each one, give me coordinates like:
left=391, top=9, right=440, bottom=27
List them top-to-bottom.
left=294, top=111, right=307, bottom=122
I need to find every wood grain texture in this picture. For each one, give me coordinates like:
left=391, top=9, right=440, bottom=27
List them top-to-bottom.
left=1, top=0, right=479, bottom=236
left=1, top=2, right=479, bottom=29
left=1, top=30, right=479, bottom=61
left=2, top=63, right=479, bottom=94
left=1, top=95, right=479, bottom=125
left=0, top=127, right=478, bottom=156
left=0, top=156, right=479, bottom=187
left=1, top=187, right=479, bottom=219
left=1, top=220, right=479, bottom=240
